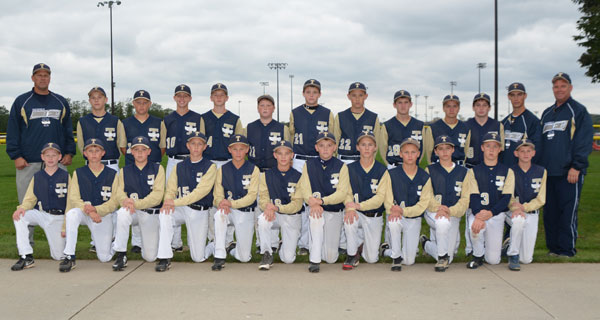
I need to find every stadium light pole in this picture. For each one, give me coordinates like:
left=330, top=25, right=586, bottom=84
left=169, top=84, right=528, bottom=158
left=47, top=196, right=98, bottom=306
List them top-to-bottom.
left=97, top=0, right=121, bottom=115
left=494, top=0, right=499, bottom=120
left=268, top=62, right=287, bottom=122
left=477, top=62, right=487, bottom=93
left=289, top=74, right=294, bottom=112
left=259, top=81, right=269, bottom=94
left=450, top=81, right=457, bottom=95
left=414, top=94, right=419, bottom=118
left=423, top=95, right=428, bottom=121
left=238, top=100, right=241, bottom=118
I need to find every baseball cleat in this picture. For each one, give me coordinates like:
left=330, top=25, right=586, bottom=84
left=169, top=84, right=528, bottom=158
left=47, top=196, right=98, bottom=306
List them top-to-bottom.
left=419, top=235, right=429, bottom=254
left=501, top=237, right=510, bottom=257
left=226, top=242, right=237, bottom=256
left=379, top=242, right=390, bottom=258
left=89, top=245, right=96, bottom=253
left=130, top=245, right=142, bottom=254
left=172, top=246, right=183, bottom=253
left=298, top=248, right=309, bottom=256
left=338, top=248, right=347, bottom=256
left=259, top=252, right=273, bottom=271
left=547, top=252, right=560, bottom=257
left=112, top=253, right=128, bottom=271
left=11, top=254, right=34, bottom=271
left=342, top=254, right=359, bottom=270
left=435, top=255, right=449, bottom=272
left=508, top=255, right=520, bottom=271
left=466, top=256, right=484, bottom=269
left=59, top=257, right=76, bottom=273
left=391, top=257, right=403, bottom=272
left=212, top=258, right=225, bottom=271
left=155, top=259, right=171, bottom=272
left=308, top=262, right=320, bottom=273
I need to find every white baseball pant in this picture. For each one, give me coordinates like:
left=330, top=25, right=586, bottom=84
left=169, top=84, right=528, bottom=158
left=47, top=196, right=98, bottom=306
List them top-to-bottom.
left=292, top=156, right=311, bottom=251
left=166, top=157, right=184, bottom=249
left=209, top=159, right=233, bottom=244
left=157, top=206, right=210, bottom=262
left=64, top=208, right=114, bottom=262
left=113, top=208, right=160, bottom=262
left=213, top=208, right=254, bottom=262
left=14, top=209, right=65, bottom=260
left=309, top=210, right=343, bottom=264
left=344, top=211, right=383, bottom=263
left=424, top=211, right=461, bottom=262
left=467, top=211, right=505, bottom=264
left=505, top=211, right=537, bottom=264
left=258, top=212, right=301, bottom=263
left=385, top=217, right=422, bottom=265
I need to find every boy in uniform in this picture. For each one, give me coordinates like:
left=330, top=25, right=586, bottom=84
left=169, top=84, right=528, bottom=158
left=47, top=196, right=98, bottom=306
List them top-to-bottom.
left=289, top=79, right=335, bottom=255
left=380, top=90, right=425, bottom=169
left=465, top=93, right=504, bottom=168
left=343, top=131, right=390, bottom=270
left=156, top=132, right=216, bottom=271
left=298, top=132, right=349, bottom=273
left=466, top=132, right=515, bottom=269
left=211, top=134, right=260, bottom=271
left=420, top=135, right=472, bottom=272
left=112, top=136, right=165, bottom=271
left=383, top=138, right=433, bottom=271
left=60, top=139, right=119, bottom=272
left=256, top=140, right=303, bottom=270
left=11, top=142, right=69, bottom=270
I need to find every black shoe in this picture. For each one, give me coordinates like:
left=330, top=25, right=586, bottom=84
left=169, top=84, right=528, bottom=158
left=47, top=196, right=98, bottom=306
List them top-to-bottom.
left=419, top=235, right=429, bottom=254
left=501, top=237, right=510, bottom=257
left=226, top=242, right=236, bottom=256
left=379, top=242, right=390, bottom=258
left=89, top=245, right=96, bottom=253
left=130, top=245, right=142, bottom=254
left=172, top=246, right=183, bottom=253
left=255, top=247, right=261, bottom=255
left=298, top=247, right=309, bottom=256
left=338, top=248, right=347, bottom=256
left=112, top=252, right=128, bottom=271
left=259, top=252, right=274, bottom=271
left=11, top=254, right=34, bottom=271
left=342, top=254, right=359, bottom=270
left=435, top=255, right=449, bottom=272
left=466, top=255, right=484, bottom=269
left=508, top=255, right=520, bottom=271
left=59, top=257, right=76, bottom=273
left=391, top=257, right=403, bottom=271
left=212, top=258, right=225, bottom=271
left=155, top=259, right=171, bottom=272
left=308, top=262, right=320, bottom=273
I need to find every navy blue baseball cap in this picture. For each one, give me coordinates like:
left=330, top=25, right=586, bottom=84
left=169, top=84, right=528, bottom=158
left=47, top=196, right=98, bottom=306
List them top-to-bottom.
left=32, top=63, right=51, bottom=75
left=552, top=72, right=571, bottom=84
left=303, top=79, right=321, bottom=91
left=348, top=82, right=367, bottom=93
left=508, top=82, right=526, bottom=94
left=211, top=83, right=228, bottom=95
left=175, top=84, right=191, bottom=96
left=88, top=86, right=107, bottom=97
left=133, top=90, right=151, bottom=101
left=393, top=90, right=411, bottom=102
left=473, top=93, right=491, bottom=105
left=257, top=94, right=275, bottom=105
left=443, top=94, right=460, bottom=104
left=356, top=130, right=377, bottom=144
left=187, top=131, right=207, bottom=143
left=316, top=131, right=336, bottom=144
left=482, top=132, right=502, bottom=145
left=228, top=134, right=249, bottom=147
left=434, top=135, right=455, bottom=148
left=131, top=136, right=151, bottom=149
left=400, top=137, right=420, bottom=150
left=83, top=138, right=105, bottom=150
left=515, top=138, right=535, bottom=150
left=273, top=140, right=293, bottom=152
left=42, top=142, right=61, bottom=154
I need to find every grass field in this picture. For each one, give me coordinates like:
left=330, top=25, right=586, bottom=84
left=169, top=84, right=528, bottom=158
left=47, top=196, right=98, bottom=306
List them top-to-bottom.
left=0, top=145, right=598, bottom=265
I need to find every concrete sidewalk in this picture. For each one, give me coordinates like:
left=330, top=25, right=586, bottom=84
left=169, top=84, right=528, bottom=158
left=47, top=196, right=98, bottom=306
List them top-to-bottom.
left=1, top=259, right=598, bottom=319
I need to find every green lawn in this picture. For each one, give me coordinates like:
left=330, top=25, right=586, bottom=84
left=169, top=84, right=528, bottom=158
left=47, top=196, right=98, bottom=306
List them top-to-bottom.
left=0, top=145, right=598, bottom=264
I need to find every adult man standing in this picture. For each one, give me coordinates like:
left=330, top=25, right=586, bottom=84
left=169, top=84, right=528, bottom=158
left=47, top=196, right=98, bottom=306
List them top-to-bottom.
left=7, top=63, right=76, bottom=204
left=539, top=72, right=593, bottom=257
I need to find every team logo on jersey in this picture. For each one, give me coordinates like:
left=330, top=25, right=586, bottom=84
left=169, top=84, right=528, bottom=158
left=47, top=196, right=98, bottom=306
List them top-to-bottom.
left=41, top=118, right=51, bottom=127
left=543, top=120, right=568, bottom=133
left=316, top=121, right=328, bottom=132
left=184, top=122, right=197, bottom=135
left=222, top=123, right=234, bottom=137
left=362, top=125, right=374, bottom=133
left=104, top=127, right=116, bottom=141
left=148, top=128, right=160, bottom=141
left=411, top=130, right=422, bottom=141
left=269, top=132, right=282, bottom=145
left=458, top=133, right=467, bottom=147
left=196, top=172, right=204, bottom=184
left=330, top=173, right=340, bottom=188
left=147, top=174, right=155, bottom=187
left=242, top=174, right=252, bottom=189
left=495, top=176, right=505, bottom=190
left=531, top=178, right=542, bottom=193
left=370, top=179, right=379, bottom=193
left=454, top=181, right=463, bottom=196
left=287, top=182, right=297, bottom=196
left=55, top=183, right=68, bottom=198
left=417, top=185, right=423, bottom=196
left=101, top=186, right=112, bottom=201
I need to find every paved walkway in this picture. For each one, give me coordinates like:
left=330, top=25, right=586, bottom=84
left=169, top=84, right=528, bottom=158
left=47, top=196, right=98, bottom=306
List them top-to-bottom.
left=1, top=259, right=598, bottom=319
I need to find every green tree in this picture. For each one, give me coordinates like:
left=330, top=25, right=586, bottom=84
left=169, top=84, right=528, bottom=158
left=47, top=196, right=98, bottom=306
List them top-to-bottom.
left=573, top=0, right=600, bottom=83
left=66, top=98, right=90, bottom=129
left=0, top=105, right=9, bottom=132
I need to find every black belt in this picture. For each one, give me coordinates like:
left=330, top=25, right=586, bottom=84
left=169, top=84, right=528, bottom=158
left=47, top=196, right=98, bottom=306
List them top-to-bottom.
left=169, top=154, right=189, bottom=160
left=295, top=154, right=318, bottom=161
left=339, top=155, right=360, bottom=160
left=86, top=159, right=118, bottom=165
left=456, top=160, right=466, bottom=166
left=188, top=204, right=208, bottom=211
left=237, top=207, right=254, bottom=212
left=142, top=208, right=161, bottom=214
left=47, top=209, right=65, bottom=215
left=361, top=211, right=383, bottom=218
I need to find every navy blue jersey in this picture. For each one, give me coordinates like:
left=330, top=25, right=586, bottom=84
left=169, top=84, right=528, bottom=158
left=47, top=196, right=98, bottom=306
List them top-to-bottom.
left=6, top=90, right=76, bottom=162
left=540, top=97, right=593, bottom=176
left=292, top=105, right=332, bottom=156
left=337, top=108, right=378, bottom=156
left=501, top=109, right=542, bottom=166
left=164, top=110, right=203, bottom=156
left=202, top=110, right=239, bottom=161
left=78, top=113, right=121, bottom=160
left=122, top=115, right=164, bottom=165
left=384, top=117, right=424, bottom=165
left=466, top=117, right=501, bottom=167
left=247, top=119, right=286, bottom=170
left=429, top=119, right=469, bottom=163
left=176, top=157, right=214, bottom=208
left=306, top=157, right=345, bottom=212
left=348, top=160, right=387, bottom=215
left=221, top=161, right=257, bottom=210
left=122, top=162, right=162, bottom=208
left=427, top=162, right=468, bottom=207
left=470, top=163, right=512, bottom=215
left=512, top=164, right=545, bottom=205
left=75, top=165, right=117, bottom=206
left=265, top=167, right=303, bottom=214
left=388, top=167, right=430, bottom=218
left=33, top=168, right=69, bottom=212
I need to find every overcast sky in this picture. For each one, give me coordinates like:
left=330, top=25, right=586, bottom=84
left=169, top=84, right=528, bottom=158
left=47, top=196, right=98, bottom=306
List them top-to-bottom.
left=0, top=0, right=597, bottom=125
